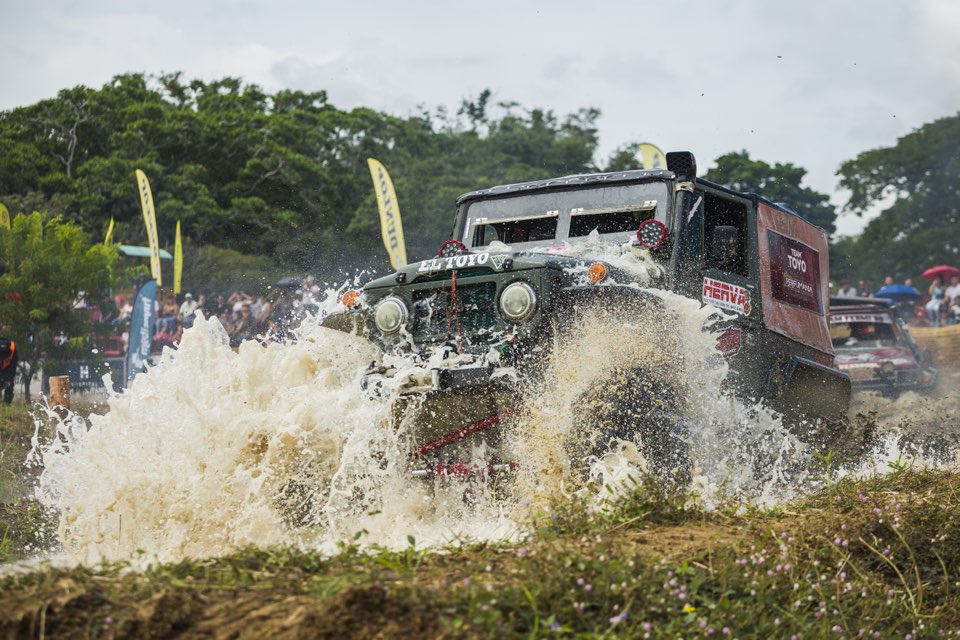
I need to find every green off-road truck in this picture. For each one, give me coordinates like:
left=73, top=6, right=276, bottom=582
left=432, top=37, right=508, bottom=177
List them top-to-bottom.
left=324, top=151, right=851, bottom=480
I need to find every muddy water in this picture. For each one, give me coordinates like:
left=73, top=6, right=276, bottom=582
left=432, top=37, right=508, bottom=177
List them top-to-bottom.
left=25, top=266, right=960, bottom=567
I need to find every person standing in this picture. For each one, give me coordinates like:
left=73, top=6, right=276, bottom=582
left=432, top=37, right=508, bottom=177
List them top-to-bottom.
left=945, top=275, right=960, bottom=303
left=927, top=277, right=946, bottom=327
left=857, top=279, right=873, bottom=297
left=836, top=280, right=858, bottom=297
left=179, top=293, right=199, bottom=329
left=0, top=337, right=17, bottom=404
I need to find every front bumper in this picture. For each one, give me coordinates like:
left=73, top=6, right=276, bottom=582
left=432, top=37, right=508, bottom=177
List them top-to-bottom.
left=363, top=356, right=518, bottom=396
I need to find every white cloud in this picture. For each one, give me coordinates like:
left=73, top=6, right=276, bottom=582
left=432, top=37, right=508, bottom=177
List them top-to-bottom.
left=1, top=0, right=957, bottom=239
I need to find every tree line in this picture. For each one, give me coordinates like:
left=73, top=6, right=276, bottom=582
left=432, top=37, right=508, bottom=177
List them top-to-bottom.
left=0, top=72, right=957, bottom=287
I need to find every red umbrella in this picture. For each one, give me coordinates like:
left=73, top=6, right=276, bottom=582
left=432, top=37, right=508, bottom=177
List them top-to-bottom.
left=922, top=265, right=960, bottom=280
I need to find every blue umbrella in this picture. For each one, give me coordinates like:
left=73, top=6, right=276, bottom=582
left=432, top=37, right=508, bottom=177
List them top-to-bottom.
left=875, top=284, right=922, bottom=300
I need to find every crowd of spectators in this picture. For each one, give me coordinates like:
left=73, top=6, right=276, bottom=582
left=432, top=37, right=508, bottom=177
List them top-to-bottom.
left=835, top=274, right=960, bottom=327
left=82, top=276, right=329, bottom=355
left=150, top=277, right=326, bottom=349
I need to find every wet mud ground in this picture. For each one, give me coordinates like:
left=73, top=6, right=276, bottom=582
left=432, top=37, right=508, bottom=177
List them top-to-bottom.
left=1, top=360, right=958, bottom=638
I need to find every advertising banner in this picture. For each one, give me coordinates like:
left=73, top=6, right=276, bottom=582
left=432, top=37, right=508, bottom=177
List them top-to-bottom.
left=638, top=143, right=666, bottom=170
left=367, top=158, right=408, bottom=270
left=135, top=169, right=163, bottom=285
left=0, top=203, right=9, bottom=229
left=756, top=203, right=832, bottom=353
left=104, top=217, right=115, bottom=245
left=174, top=220, right=183, bottom=295
left=767, top=230, right=822, bottom=314
left=126, top=279, right=157, bottom=384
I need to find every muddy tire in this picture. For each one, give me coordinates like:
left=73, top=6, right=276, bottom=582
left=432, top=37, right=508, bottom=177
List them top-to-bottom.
left=571, top=366, right=692, bottom=485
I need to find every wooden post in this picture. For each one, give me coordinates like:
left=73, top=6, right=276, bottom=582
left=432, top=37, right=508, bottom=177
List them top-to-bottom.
left=49, top=375, right=71, bottom=412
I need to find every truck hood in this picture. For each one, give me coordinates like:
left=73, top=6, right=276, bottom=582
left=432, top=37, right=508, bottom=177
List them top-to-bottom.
left=363, top=250, right=618, bottom=290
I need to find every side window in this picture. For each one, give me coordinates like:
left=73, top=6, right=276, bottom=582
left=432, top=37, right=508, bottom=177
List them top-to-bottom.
left=703, top=192, right=749, bottom=277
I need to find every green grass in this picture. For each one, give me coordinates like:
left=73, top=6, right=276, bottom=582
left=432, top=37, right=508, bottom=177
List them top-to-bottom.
left=0, top=402, right=59, bottom=562
left=0, top=402, right=35, bottom=503
left=1, top=468, right=958, bottom=638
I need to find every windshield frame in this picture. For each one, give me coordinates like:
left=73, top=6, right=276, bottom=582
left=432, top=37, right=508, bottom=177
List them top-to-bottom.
left=453, top=178, right=674, bottom=251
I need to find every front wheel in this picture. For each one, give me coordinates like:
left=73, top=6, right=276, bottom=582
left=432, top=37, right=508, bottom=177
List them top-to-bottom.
left=570, top=366, right=692, bottom=486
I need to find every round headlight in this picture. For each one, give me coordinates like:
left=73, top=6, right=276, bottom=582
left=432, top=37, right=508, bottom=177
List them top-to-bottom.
left=500, top=282, right=536, bottom=322
left=374, top=297, right=407, bottom=334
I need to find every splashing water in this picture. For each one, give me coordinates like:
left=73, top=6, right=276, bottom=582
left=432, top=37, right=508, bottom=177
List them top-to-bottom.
left=26, top=256, right=960, bottom=566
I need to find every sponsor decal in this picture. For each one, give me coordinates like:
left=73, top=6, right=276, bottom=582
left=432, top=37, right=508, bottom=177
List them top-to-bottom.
left=767, top=230, right=822, bottom=313
left=418, top=252, right=493, bottom=273
left=490, top=254, right=508, bottom=270
left=702, top=277, right=752, bottom=316
left=831, top=314, right=892, bottom=324
left=716, top=328, right=742, bottom=359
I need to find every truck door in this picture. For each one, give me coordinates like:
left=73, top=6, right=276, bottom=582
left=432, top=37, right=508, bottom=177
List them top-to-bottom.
left=698, top=188, right=759, bottom=325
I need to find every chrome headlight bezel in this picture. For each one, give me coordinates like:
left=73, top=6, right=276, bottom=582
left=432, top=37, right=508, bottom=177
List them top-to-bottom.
left=499, top=282, right=537, bottom=322
left=374, top=296, right=408, bottom=334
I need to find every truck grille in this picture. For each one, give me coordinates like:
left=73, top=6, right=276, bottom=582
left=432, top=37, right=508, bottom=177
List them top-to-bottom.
left=412, top=282, right=499, bottom=344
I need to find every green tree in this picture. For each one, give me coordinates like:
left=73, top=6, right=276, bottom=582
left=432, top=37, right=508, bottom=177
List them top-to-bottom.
left=0, top=77, right=603, bottom=283
left=834, top=112, right=960, bottom=282
left=703, top=151, right=838, bottom=235
left=0, top=212, right=120, bottom=401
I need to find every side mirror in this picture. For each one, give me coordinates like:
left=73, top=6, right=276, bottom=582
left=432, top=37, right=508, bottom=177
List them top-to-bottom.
left=710, top=225, right=739, bottom=267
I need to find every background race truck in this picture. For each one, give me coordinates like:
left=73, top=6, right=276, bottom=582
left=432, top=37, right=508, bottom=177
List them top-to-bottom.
left=324, top=151, right=851, bottom=480
left=830, top=295, right=937, bottom=398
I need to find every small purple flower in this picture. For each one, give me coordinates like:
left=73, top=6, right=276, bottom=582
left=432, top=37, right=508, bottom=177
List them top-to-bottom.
left=883, top=548, right=891, bottom=557
left=463, top=577, right=471, bottom=586
left=577, top=577, right=585, bottom=586
left=584, top=584, right=592, bottom=592
left=609, top=611, right=628, bottom=625
left=104, top=616, right=113, bottom=625
left=643, top=622, right=653, bottom=632
left=833, top=625, right=844, bottom=633
left=722, top=628, right=731, bottom=636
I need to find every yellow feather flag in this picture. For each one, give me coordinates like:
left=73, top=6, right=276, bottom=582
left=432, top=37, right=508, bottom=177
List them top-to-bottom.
left=638, top=143, right=666, bottom=170
left=367, top=158, right=408, bottom=270
left=135, top=169, right=163, bottom=286
left=0, top=203, right=10, bottom=229
left=103, top=217, right=115, bottom=245
left=173, top=220, right=183, bottom=295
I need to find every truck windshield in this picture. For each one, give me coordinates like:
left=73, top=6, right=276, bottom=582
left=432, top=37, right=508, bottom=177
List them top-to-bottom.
left=458, top=181, right=671, bottom=249
left=830, top=321, right=899, bottom=348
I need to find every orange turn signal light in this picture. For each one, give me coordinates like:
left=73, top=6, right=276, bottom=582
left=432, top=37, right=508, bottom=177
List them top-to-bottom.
left=587, top=263, right=607, bottom=284
left=341, top=289, right=361, bottom=308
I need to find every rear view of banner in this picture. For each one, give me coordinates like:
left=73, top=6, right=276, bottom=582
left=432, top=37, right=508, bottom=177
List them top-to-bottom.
left=638, top=143, right=666, bottom=170
left=367, top=158, right=407, bottom=270
left=135, top=169, right=163, bottom=286
left=0, top=203, right=9, bottom=229
left=103, top=217, right=115, bottom=245
left=173, top=220, right=183, bottom=294
left=126, top=279, right=157, bottom=384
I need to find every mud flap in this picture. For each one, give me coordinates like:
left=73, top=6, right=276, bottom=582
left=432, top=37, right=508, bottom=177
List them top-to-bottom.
left=771, top=356, right=851, bottom=420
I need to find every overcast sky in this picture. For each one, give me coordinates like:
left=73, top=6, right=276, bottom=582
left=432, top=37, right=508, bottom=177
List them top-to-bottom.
left=3, top=0, right=958, bottom=236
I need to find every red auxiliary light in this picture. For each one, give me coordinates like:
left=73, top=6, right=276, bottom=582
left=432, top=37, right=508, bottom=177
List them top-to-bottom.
left=637, top=219, right=667, bottom=250
left=438, top=239, right=468, bottom=258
